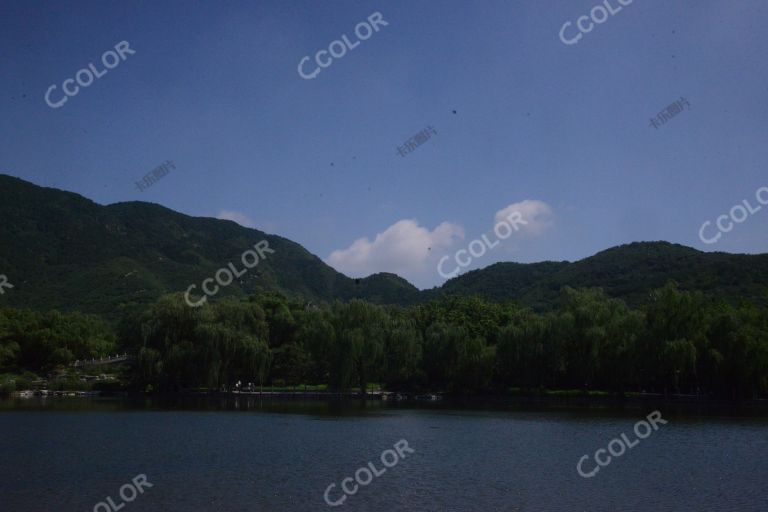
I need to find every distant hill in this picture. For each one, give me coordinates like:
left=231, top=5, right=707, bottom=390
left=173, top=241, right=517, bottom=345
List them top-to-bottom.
left=1, top=174, right=766, bottom=318
left=0, top=175, right=419, bottom=319
left=428, top=242, right=768, bottom=309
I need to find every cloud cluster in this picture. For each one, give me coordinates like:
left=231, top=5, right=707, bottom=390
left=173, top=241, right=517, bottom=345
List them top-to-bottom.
left=326, top=200, right=555, bottom=287
left=494, top=200, right=554, bottom=236
left=326, top=219, right=464, bottom=279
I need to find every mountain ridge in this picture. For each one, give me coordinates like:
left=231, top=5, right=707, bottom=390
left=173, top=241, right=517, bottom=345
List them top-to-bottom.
left=1, top=174, right=766, bottom=318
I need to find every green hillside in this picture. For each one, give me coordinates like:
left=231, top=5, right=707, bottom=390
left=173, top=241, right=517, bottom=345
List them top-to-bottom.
left=1, top=174, right=767, bottom=318
left=0, top=175, right=418, bottom=319
left=431, top=242, right=768, bottom=309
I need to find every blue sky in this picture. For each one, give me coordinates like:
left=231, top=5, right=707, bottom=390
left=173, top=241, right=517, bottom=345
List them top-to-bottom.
left=1, top=0, right=767, bottom=289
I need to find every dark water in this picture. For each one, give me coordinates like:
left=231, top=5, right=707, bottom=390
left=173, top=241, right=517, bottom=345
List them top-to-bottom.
left=1, top=397, right=767, bottom=512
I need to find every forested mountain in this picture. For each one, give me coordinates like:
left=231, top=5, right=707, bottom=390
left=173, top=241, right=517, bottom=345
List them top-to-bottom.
left=0, top=174, right=419, bottom=318
left=1, top=174, right=767, bottom=319
left=431, top=242, right=768, bottom=309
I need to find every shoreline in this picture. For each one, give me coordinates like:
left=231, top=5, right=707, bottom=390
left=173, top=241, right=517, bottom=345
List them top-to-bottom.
left=7, top=388, right=768, bottom=412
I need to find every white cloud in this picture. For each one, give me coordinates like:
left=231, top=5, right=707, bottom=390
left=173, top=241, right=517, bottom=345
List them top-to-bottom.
left=494, top=199, right=554, bottom=236
left=326, top=200, right=554, bottom=288
left=217, top=210, right=256, bottom=229
left=326, top=219, right=464, bottom=279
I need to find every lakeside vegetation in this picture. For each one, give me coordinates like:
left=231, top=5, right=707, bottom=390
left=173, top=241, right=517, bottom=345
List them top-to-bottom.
left=2, top=177, right=767, bottom=402
left=2, top=282, right=767, bottom=400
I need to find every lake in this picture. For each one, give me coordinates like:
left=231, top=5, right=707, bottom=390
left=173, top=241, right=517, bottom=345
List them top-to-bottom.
left=1, top=397, right=766, bottom=511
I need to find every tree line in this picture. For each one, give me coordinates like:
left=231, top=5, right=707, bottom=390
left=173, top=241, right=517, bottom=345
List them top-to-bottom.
left=1, top=282, right=767, bottom=399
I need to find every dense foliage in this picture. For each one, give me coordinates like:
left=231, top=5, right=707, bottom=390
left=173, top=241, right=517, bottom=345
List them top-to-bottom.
left=2, top=282, right=767, bottom=400
left=110, top=284, right=768, bottom=399
left=0, top=309, right=116, bottom=371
